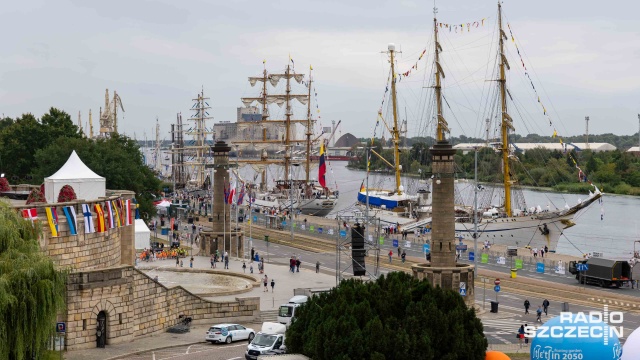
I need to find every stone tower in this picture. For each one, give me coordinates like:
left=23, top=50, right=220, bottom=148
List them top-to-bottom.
left=200, top=140, right=243, bottom=257
left=412, top=140, right=475, bottom=306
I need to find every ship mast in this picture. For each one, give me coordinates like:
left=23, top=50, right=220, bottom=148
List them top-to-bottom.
left=498, top=2, right=514, bottom=216
left=433, top=10, right=448, bottom=141
left=388, top=44, right=403, bottom=195
left=261, top=64, right=269, bottom=190
left=284, top=64, right=292, bottom=183
left=305, top=67, right=313, bottom=183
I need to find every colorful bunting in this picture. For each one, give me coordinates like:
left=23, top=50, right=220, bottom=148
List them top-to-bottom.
left=437, top=18, right=487, bottom=33
left=82, top=204, right=95, bottom=234
left=94, top=204, right=106, bottom=232
left=62, top=206, right=78, bottom=236
left=45, top=207, right=59, bottom=237
left=21, top=208, right=37, bottom=222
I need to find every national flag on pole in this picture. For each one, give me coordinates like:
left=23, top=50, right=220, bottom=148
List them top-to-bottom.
left=318, top=143, right=327, bottom=188
left=359, top=181, right=365, bottom=193
left=224, top=182, right=230, bottom=204
left=228, top=184, right=236, bottom=205
left=237, top=184, right=245, bottom=205
left=133, top=198, right=140, bottom=219
left=125, top=199, right=132, bottom=225
left=106, top=201, right=115, bottom=228
left=112, top=201, right=121, bottom=227
left=82, top=204, right=95, bottom=233
left=94, top=204, right=106, bottom=232
left=62, top=206, right=78, bottom=235
left=45, top=207, right=59, bottom=237
left=21, top=208, right=37, bottom=221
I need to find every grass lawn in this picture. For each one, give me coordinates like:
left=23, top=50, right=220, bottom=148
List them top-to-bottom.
left=505, top=353, right=529, bottom=359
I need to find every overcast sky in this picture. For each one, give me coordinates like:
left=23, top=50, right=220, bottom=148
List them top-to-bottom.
left=1, top=0, right=639, bottom=143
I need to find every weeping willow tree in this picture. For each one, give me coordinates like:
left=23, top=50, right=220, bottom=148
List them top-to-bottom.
left=0, top=201, right=67, bottom=360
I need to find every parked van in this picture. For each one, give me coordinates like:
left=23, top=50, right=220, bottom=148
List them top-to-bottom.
left=277, top=295, right=308, bottom=327
left=245, top=322, right=287, bottom=360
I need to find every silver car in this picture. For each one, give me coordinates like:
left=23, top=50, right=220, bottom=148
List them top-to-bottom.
left=206, top=324, right=255, bottom=344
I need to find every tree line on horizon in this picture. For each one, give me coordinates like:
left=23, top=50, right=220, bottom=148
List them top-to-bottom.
left=0, top=108, right=162, bottom=220
left=349, top=134, right=640, bottom=196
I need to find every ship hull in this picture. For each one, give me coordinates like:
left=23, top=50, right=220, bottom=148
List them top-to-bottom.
left=296, top=198, right=337, bottom=217
left=454, top=213, right=573, bottom=251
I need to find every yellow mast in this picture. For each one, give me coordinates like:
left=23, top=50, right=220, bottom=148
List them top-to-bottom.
left=498, top=2, right=514, bottom=216
left=433, top=12, right=448, bottom=141
left=388, top=44, right=402, bottom=195
left=305, top=66, right=313, bottom=183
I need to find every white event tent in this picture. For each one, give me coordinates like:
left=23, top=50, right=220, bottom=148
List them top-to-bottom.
left=44, top=150, right=106, bottom=204
left=134, top=219, right=151, bottom=250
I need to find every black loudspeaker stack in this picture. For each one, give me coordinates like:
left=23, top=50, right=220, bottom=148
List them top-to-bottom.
left=351, top=223, right=366, bottom=276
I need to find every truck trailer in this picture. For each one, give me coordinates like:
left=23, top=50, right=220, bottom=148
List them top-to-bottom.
left=568, top=258, right=631, bottom=288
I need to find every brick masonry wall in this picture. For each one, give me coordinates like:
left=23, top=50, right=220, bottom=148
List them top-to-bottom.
left=65, top=266, right=260, bottom=350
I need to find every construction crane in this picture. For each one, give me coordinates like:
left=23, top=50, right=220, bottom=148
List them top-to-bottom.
left=112, top=91, right=124, bottom=133
left=89, top=109, right=94, bottom=138
left=77, top=111, right=83, bottom=137
left=313, top=119, right=341, bottom=145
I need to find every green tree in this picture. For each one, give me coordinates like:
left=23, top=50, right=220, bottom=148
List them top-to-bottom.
left=31, top=134, right=161, bottom=222
left=0, top=202, right=67, bottom=360
left=286, top=272, right=487, bottom=360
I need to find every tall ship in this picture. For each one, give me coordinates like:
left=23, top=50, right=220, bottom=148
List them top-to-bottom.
left=451, top=2, right=602, bottom=251
left=359, top=3, right=602, bottom=251
left=355, top=44, right=423, bottom=225
left=233, top=61, right=338, bottom=217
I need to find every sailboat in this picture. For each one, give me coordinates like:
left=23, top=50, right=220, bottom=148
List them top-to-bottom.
left=449, top=3, right=602, bottom=251
left=356, top=44, right=422, bottom=225
left=233, top=62, right=338, bottom=217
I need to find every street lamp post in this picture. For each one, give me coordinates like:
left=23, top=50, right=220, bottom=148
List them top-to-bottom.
left=473, top=147, right=479, bottom=278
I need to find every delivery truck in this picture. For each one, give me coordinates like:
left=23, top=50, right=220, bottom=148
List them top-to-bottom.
left=569, top=258, right=631, bottom=288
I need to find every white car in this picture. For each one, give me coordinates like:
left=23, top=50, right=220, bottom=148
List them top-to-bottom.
left=206, top=324, right=255, bottom=344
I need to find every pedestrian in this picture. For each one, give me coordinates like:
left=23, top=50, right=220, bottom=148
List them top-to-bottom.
left=544, top=245, right=548, bottom=254
left=398, top=246, right=401, bottom=257
left=251, top=247, right=255, bottom=262
left=533, top=247, right=538, bottom=257
left=541, top=248, right=545, bottom=258
left=388, top=250, right=393, bottom=263
left=224, top=251, right=228, bottom=262
left=401, top=251, right=406, bottom=264
left=210, top=254, right=214, bottom=269
left=224, top=255, right=229, bottom=269
left=189, top=256, right=194, bottom=268
left=176, top=257, right=179, bottom=267
left=289, top=257, right=295, bottom=273
left=296, top=258, right=301, bottom=272
left=180, top=259, right=184, bottom=267
left=316, top=260, right=320, bottom=273
left=242, top=261, right=247, bottom=273
left=250, top=264, right=254, bottom=274
left=263, top=275, right=268, bottom=292
left=270, top=279, right=275, bottom=292
left=524, top=299, right=530, bottom=314
left=542, top=299, right=550, bottom=315
left=536, top=306, right=542, bottom=322
left=524, top=323, right=529, bottom=345
left=518, top=325, right=525, bottom=347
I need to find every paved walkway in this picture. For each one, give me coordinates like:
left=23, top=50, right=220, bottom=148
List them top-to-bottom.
left=66, top=255, right=336, bottom=360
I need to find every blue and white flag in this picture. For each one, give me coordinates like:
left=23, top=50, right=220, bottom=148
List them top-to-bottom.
left=82, top=204, right=95, bottom=233
left=62, top=206, right=78, bottom=235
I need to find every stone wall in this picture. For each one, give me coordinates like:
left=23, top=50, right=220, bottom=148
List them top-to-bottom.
left=13, top=191, right=136, bottom=271
left=65, top=266, right=260, bottom=350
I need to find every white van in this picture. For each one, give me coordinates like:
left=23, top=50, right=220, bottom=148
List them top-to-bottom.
left=277, top=295, right=308, bottom=327
left=245, top=322, right=287, bottom=360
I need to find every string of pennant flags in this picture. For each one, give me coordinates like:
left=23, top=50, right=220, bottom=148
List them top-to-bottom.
left=437, top=18, right=487, bottom=33
left=506, top=23, right=597, bottom=190
left=21, top=198, right=137, bottom=237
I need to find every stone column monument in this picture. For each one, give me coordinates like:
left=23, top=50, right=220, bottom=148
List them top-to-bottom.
left=412, top=140, right=475, bottom=306
left=200, top=141, right=243, bottom=258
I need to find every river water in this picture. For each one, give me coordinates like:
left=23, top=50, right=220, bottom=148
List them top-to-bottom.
left=319, top=162, right=639, bottom=260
